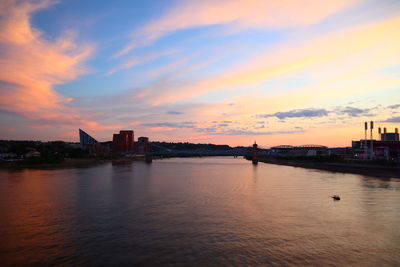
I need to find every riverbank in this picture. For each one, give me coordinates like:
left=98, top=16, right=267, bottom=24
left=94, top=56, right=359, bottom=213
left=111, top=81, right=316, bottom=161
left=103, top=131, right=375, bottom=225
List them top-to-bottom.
left=0, top=156, right=156, bottom=170
left=0, top=158, right=112, bottom=170
left=258, top=158, right=400, bottom=178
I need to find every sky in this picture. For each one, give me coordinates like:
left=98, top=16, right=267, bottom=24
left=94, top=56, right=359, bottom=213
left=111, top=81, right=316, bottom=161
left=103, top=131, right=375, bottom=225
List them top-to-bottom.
left=0, top=0, right=400, bottom=147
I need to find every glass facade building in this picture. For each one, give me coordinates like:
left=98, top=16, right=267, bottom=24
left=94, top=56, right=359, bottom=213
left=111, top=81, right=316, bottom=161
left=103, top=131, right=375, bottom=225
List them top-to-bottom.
left=79, top=129, right=98, bottom=147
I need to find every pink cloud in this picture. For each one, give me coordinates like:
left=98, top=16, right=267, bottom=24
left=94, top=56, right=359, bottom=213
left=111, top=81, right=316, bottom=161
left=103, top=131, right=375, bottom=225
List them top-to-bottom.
left=0, top=0, right=122, bottom=137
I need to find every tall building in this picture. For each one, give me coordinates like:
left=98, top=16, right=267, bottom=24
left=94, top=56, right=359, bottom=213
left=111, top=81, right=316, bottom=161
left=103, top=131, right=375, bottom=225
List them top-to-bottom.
left=79, top=129, right=98, bottom=147
left=112, top=130, right=134, bottom=153
left=120, top=130, right=134, bottom=151
left=112, top=133, right=126, bottom=153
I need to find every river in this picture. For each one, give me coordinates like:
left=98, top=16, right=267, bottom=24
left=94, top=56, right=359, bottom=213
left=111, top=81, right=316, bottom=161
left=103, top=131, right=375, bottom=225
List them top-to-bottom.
left=0, top=157, right=399, bottom=266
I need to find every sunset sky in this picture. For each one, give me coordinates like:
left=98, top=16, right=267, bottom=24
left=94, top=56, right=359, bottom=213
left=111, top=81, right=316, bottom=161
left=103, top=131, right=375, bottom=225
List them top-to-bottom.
left=0, top=0, right=399, bottom=147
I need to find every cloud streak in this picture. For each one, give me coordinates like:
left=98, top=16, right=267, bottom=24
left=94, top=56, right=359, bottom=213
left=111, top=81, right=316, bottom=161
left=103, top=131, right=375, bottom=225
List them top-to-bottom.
left=116, top=0, right=360, bottom=56
left=131, top=15, right=400, bottom=106
left=338, top=106, right=371, bottom=117
left=258, top=108, right=329, bottom=119
left=383, top=116, right=400, bottom=123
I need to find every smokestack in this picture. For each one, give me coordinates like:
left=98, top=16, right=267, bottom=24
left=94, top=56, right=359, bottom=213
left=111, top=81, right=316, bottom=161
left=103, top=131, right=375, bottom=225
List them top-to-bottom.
left=370, top=121, right=373, bottom=140
left=364, top=122, right=367, bottom=140
left=378, top=127, right=381, bottom=134
left=384, top=127, right=387, bottom=134
left=396, top=128, right=398, bottom=134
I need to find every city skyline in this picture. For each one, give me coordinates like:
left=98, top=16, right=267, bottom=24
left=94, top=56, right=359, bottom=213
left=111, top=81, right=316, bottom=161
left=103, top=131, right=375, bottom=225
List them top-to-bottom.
left=1, top=0, right=400, bottom=146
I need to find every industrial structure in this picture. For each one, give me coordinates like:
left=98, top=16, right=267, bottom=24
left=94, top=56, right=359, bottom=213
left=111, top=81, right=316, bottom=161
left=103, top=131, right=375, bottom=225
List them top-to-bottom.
left=351, top=121, right=399, bottom=161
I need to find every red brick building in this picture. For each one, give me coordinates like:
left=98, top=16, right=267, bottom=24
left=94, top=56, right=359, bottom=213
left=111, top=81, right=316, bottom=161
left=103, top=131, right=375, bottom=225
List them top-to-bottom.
left=112, top=130, right=134, bottom=153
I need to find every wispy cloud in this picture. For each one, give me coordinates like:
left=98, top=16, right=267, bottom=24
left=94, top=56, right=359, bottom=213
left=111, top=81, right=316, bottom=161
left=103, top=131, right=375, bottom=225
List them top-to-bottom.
left=115, top=0, right=360, bottom=56
left=132, top=15, right=400, bottom=106
left=108, top=49, right=174, bottom=75
left=388, top=104, right=400, bottom=109
left=338, top=106, right=372, bottom=117
left=258, top=108, right=329, bottom=119
left=166, top=111, right=184, bottom=115
left=383, top=116, right=400, bottom=123
left=141, top=122, right=196, bottom=129
left=208, top=129, right=305, bottom=136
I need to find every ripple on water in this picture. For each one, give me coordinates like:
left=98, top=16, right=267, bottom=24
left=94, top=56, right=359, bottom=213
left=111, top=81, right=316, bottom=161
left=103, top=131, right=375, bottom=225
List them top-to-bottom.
left=0, top=157, right=400, bottom=265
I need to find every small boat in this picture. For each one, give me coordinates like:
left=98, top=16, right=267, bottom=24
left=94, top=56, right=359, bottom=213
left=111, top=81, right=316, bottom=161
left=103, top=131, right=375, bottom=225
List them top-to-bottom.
left=331, top=195, right=340, bottom=200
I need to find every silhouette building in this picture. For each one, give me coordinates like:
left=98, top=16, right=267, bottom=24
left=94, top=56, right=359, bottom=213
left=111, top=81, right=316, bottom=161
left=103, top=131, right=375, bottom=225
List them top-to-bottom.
left=352, top=124, right=400, bottom=160
left=79, top=129, right=98, bottom=147
left=79, top=129, right=109, bottom=156
left=112, top=130, right=134, bottom=153
left=137, top=137, right=150, bottom=153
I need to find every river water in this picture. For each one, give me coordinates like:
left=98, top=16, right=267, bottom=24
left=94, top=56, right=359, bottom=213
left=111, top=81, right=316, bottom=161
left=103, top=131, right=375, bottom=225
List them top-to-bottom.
left=0, top=157, right=399, bottom=266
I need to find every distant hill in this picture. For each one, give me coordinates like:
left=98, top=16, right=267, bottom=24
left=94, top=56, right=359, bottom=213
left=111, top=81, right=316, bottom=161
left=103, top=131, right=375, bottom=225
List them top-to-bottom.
left=151, top=141, right=232, bottom=152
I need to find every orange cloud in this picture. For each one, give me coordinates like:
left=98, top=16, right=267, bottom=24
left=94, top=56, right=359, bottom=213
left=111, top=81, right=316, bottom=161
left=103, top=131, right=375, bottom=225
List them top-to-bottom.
left=0, top=0, right=121, bottom=136
left=0, top=0, right=92, bottom=116
left=116, top=0, right=360, bottom=56
left=78, top=120, right=122, bottom=131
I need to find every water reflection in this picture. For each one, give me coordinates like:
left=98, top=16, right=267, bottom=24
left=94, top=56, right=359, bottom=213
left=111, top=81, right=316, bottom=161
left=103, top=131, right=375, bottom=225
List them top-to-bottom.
left=0, top=158, right=399, bottom=265
left=0, top=169, right=77, bottom=265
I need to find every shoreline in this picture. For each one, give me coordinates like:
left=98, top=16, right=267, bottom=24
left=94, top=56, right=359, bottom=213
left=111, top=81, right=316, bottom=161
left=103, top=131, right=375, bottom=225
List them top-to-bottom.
left=0, top=155, right=220, bottom=170
left=2, top=156, right=400, bottom=178
left=0, top=157, right=153, bottom=170
left=0, top=158, right=111, bottom=170
left=258, top=158, right=400, bottom=178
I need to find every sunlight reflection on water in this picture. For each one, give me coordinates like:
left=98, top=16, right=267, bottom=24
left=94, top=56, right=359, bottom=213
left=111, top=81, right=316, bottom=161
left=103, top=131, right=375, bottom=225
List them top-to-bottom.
left=0, top=157, right=399, bottom=265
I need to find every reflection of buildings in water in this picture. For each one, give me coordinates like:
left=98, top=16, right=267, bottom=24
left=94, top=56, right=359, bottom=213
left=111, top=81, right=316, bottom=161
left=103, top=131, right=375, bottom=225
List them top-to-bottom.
left=361, top=176, right=397, bottom=190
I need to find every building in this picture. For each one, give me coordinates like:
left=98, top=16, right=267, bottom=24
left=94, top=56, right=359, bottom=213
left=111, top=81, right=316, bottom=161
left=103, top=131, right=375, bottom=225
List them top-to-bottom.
left=352, top=124, right=400, bottom=160
left=79, top=129, right=98, bottom=147
left=79, top=129, right=109, bottom=156
left=112, top=130, right=135, bottom=153
left=120, top=130, right=134, bottom=151
left=113, top=133, right=127, bottom=153
left=381, top=133, right=399, bottom=142
left=137, top=137, right=150, bottom=153
left=352, top=139, right=400, bottom=160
